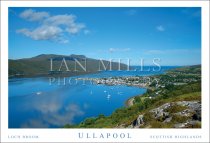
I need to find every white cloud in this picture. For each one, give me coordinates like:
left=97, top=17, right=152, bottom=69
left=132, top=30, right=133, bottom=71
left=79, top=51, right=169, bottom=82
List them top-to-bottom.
left=17, top=9, right=88, bottom=44
left=20, top=9, right=49, bottom=22
left=44, top=14, right=75, bottom=26
left=44, top=14, right=85, bottom=34
left=66, top=23, right=85, bottom=34
left=17, top=25, right=63, bottom=41
left=156, top=25, right=165, bottom=32
left=109, top=48, right=131, bottom=53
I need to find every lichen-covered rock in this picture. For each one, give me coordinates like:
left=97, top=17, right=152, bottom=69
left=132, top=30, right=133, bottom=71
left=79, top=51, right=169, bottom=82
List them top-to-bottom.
left=125, top=100, right=201, bottom=128
left=149, top=103, right=171, bottom=119
left=174, top=109, right=193, bottom=116
left=132, top=115, right=144, bottom=128
left=163, top=117, right=172, bottom=123
left=174, top=123, right=187, bottom=128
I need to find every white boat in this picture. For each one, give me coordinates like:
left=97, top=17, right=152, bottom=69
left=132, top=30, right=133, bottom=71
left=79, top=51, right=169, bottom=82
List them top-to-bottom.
left=36, top=92, right=42, bottom=95
left=107, top=94, right=111, bottom=98
left=107, top=95, right=111, bottom=100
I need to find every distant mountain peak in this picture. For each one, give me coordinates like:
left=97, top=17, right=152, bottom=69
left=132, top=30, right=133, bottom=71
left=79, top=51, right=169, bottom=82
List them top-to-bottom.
left=32, top=54, right=86, bottom=59
left=33, top=54, right=57, bottom=58
left=69, top=54, right=86, bottom=59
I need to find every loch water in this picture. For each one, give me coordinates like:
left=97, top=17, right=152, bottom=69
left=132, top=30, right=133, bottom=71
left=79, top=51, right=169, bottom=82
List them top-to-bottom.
left=9, top=66, right=177, bottom=128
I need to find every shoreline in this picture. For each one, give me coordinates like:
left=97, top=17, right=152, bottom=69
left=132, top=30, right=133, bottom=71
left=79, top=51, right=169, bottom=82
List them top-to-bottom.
left=9, top=71, right=100, bottom=79
left=125, top=91, right=146, bottom=107
left=125, top=96, right=135, bottom=107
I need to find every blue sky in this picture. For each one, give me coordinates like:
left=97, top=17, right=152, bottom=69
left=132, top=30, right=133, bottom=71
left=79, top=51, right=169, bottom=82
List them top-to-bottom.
left=9, top=7, right=201, bottom=66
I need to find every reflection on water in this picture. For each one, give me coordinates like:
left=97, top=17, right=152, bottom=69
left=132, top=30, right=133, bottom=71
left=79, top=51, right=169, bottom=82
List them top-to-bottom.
left=9, top=67, right=176, bottom=128
left=9, top=77, right=146, bottom=128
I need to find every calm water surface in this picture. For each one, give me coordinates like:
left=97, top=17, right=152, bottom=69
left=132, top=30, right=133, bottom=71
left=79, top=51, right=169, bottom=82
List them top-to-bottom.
left=9, top=66, right=177, bottom=128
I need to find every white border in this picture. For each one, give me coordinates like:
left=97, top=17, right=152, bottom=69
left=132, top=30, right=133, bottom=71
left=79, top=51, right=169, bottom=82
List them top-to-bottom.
left=1, top=1, right=209, bottom=143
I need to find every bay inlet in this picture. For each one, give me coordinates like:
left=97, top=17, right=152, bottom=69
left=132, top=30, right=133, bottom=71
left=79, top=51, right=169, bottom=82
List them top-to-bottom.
left=9, top=66, right=176, bottom=128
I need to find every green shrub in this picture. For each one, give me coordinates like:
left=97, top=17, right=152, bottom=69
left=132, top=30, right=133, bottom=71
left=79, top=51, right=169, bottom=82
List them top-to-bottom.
left=165, top=104, right=188, bottom=113
left=143, top=112, right=154, bottom=123
left=171, top=115, right=189, bottom=123
left=83, top=117, right=96, bottom=125
left=150, top=121, right=165, bottom=128
left=192, top=122, right=201, bottom=128
left=64, top=124, right=77, bottom=128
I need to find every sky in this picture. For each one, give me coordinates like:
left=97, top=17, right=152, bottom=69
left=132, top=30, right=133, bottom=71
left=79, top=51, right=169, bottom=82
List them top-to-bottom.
left=9, top=7, right=201, bottom=66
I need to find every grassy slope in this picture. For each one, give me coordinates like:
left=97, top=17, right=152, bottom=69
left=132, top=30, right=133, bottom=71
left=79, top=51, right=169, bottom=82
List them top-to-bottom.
left=9, top=54, right=128, bottom=77
left=64, top=65, right=201, bottom=128
left=64, top=83, right=201, bottom=128
left=141, top=92, right=201, bottom=128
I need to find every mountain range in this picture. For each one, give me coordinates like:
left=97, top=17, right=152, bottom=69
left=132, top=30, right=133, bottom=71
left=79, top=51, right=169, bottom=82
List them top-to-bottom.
left=9, top=54, right=128, bottom=77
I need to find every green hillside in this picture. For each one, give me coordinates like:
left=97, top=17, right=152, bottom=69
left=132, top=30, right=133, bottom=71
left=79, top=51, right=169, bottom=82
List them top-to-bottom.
left=9, top=54, right=128, bottom=77
left=64, top=65, right=201, bottom=128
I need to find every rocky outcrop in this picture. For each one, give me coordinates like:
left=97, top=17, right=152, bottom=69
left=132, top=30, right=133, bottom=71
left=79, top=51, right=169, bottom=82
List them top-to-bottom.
left=125, top=100, right=201, bottom=128
left=176, top=101, right=201, bottom=121
left=150, top=103, right=171, bottom=119
left=125, top=115, right=144, bottom=128
left=132, top=115, right=144, bottom=128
